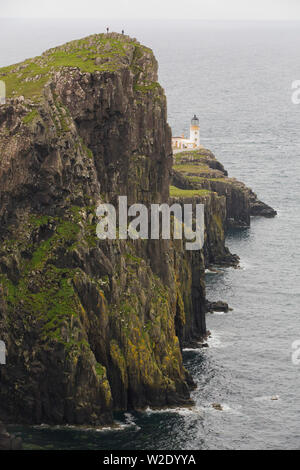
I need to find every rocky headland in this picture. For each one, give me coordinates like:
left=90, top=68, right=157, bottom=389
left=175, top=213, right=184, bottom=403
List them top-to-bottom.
left=0, top=33, right=276, bottom=427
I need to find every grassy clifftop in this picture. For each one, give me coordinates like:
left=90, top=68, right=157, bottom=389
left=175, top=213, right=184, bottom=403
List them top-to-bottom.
left=0, top=33, right=156, bottom=101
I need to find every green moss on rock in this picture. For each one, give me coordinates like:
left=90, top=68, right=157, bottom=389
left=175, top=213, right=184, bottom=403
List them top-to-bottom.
left=0, top=33, right=156, bottom=101
left=22, top=109, right=39, bottom=124
left=170, top=185, right=212, bottom=198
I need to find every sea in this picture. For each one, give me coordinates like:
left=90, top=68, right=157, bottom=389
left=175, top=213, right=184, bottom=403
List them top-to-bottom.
left=1, top=18, right=300, bottom=450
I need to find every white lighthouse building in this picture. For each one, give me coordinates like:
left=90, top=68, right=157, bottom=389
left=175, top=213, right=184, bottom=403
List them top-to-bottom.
left=172, top=115, right=201, bottom=151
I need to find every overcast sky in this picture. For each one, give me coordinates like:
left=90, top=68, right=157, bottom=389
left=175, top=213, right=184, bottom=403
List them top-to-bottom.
left=1, top=0, right=300, bottom=20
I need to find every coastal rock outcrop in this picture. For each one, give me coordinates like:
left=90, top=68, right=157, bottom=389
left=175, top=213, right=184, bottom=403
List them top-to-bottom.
left=172, top=149, right=277, bottom=230
left=206, top=301, right=231, bottom=313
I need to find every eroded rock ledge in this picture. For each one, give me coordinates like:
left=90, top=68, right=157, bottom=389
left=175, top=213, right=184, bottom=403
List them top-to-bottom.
left=0, top=33, right=276, bottom=426
left=172, top=149, right=277, bottom=230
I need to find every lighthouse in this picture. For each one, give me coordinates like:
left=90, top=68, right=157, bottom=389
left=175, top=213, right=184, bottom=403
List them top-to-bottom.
left=171, top=114, right=202, bottom=150
left=190, top=114, right=200, bottom=146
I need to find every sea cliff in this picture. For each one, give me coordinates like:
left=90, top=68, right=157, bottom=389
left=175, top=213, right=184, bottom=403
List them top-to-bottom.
left=0, top=33, right=276, bottom=426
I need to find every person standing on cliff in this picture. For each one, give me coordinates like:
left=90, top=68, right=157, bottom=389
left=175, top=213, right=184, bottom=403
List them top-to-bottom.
left=106, top=27, right=109, bottom=34
left=122, top=30, right=124, bottom=35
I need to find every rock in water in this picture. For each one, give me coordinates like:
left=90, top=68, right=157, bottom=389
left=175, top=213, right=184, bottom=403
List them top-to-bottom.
left=206, top=301, right=231, bottom=313
left=212, top=403, right=223, bottom=411
left=0, top=422, right=22, bottom=450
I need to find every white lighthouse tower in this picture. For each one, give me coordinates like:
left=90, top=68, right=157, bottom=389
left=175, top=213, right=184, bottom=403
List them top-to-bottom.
left=171, top=114, right=201, bottom=150
left=189, top=114, right=200, bottom=147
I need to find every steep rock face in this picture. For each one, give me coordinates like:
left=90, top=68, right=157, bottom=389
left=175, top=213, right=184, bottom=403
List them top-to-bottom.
left=0, top=34, right=200, bottom=425
left=170, top=150, right=276, bottom=342
left=170, top=189, right=238, bottom=268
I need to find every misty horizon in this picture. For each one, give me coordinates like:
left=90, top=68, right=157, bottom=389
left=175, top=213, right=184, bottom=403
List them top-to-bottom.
left=1, top=0, right=300, bottom=20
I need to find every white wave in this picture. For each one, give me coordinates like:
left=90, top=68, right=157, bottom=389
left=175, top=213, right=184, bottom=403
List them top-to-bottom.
left=238, top=260, right=251, bottom=270
left=205, top=268, right=221, bottom=275
left=183, top=330, right=232, bottom=350
left=206, top=330, right=222, bottom=348
left=206, top=330, right=235, bottom=350
left=182, top=347, right=206, bottom=352
left=253, top=395, right=280, bottom=403
left=220, top=403, right=242, bottom=414
left=144, top=405, right=202, bottom=417
left=123, top=412, right=141, bottom=430
left=124, top=412, right=136, bottom=425
left=102, top=413, right=141, bottom=432
left=33, top=417, right=139, bottom=433
left=33, top=423, right=119, bottom=433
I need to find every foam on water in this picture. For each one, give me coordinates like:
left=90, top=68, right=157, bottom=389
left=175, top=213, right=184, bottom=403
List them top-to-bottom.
left=206, top=330, right=223, bottom=349
left=182, top=346, right=206, bottom=352
left=253, top=395, right=281, bottom=403
left=144, top=406, right=202, bottom=417
left=32, top=421, right=136, bottom=433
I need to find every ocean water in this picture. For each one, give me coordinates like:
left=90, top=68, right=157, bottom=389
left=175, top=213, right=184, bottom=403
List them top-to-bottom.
left=2, top=19, right=300, bottom=450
